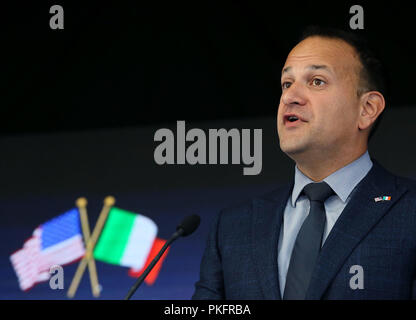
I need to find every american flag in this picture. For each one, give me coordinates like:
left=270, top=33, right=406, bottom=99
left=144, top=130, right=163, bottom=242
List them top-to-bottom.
left=10, top=208, right=86, bottom=291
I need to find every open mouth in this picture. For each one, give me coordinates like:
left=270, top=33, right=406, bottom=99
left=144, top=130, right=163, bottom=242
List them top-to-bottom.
left=284, top=115, right=303, bottom=127
left=287, top=116, right=299, bottom=123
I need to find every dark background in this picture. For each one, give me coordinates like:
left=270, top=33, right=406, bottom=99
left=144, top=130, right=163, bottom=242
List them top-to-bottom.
left=1, top=2, right=416, bottom=299
left=3, top=2, right=415, bottom=135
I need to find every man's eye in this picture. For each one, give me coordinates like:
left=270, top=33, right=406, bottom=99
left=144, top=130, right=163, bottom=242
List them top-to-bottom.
left=311, top=78, right=326, bottom=87
left=281, top=82, right=292, bottom=89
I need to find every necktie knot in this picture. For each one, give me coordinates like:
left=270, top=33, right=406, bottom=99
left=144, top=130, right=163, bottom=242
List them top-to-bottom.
left=302, top=182, right=334, bottom=203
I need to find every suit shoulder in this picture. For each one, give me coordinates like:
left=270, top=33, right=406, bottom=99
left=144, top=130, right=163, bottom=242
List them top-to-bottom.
left=373, top=160, right=416, bottom=193
left=396, top=175, right=416, bottom=191
left=396, top=175, right=416, bottom=210
left=219, top=184, right=291, bottom=222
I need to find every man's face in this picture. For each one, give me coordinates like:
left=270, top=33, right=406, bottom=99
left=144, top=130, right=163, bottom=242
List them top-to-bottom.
left=277, top=36, right=363, bottom=160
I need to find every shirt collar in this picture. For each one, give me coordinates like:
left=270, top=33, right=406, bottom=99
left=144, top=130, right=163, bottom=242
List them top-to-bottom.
left=291, top=150, right=373, bottom=207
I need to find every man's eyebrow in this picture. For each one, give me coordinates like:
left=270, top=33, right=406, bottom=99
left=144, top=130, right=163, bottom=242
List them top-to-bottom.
left=281, top=64, right=333, bottom=76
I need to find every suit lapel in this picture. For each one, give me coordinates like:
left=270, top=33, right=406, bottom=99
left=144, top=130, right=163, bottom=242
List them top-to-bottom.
left=306, top=160, right=409, bottom=299
left=251, top=182, right=293, bottom=300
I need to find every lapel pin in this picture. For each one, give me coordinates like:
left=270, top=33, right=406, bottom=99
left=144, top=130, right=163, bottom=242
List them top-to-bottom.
left=374, top=196, right=391, bottom=202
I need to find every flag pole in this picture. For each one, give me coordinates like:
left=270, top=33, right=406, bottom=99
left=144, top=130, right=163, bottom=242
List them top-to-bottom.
left=67, top=196, right=116, bottom=299
left=76, top=197, right=101, bottom=297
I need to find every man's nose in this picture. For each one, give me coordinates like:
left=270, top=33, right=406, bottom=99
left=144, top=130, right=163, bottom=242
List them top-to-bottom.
left=281, top=82, right=307, bottom=106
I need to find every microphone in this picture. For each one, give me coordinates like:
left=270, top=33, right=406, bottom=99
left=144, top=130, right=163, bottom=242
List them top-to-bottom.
left=124, top=214, right=200, bottom=300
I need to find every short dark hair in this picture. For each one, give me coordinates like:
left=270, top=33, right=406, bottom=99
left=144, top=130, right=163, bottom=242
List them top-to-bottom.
left=298, top=25, right=389, bottom=142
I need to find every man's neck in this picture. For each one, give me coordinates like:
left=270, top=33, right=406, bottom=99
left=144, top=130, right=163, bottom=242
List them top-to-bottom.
left=294, top=148, right=368, bottom=182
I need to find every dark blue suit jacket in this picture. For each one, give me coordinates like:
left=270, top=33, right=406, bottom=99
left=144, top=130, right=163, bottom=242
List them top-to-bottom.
left=192, top=159, right=416, bottom=299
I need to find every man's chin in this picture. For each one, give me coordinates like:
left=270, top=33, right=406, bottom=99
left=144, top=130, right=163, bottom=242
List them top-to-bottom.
left=279, top=142, right=309, bottom=158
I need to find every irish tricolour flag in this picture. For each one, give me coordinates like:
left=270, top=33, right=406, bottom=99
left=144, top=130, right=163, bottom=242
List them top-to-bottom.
left=94, top=207, right=158, bottom=270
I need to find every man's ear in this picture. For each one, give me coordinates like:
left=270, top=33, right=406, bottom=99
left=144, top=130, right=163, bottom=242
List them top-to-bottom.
left=358, top=91, right=385, bottom=131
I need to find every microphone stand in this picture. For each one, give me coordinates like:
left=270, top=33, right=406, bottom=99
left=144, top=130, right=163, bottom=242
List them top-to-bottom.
left=124, top=228, right=184, bottom=300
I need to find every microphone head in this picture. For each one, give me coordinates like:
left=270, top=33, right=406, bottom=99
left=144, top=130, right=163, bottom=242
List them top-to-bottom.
left=176, top=214, right=200, bottom=237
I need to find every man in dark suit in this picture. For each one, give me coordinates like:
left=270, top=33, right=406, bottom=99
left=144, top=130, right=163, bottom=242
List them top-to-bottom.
left=192, top=26, right=416, bottom=300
